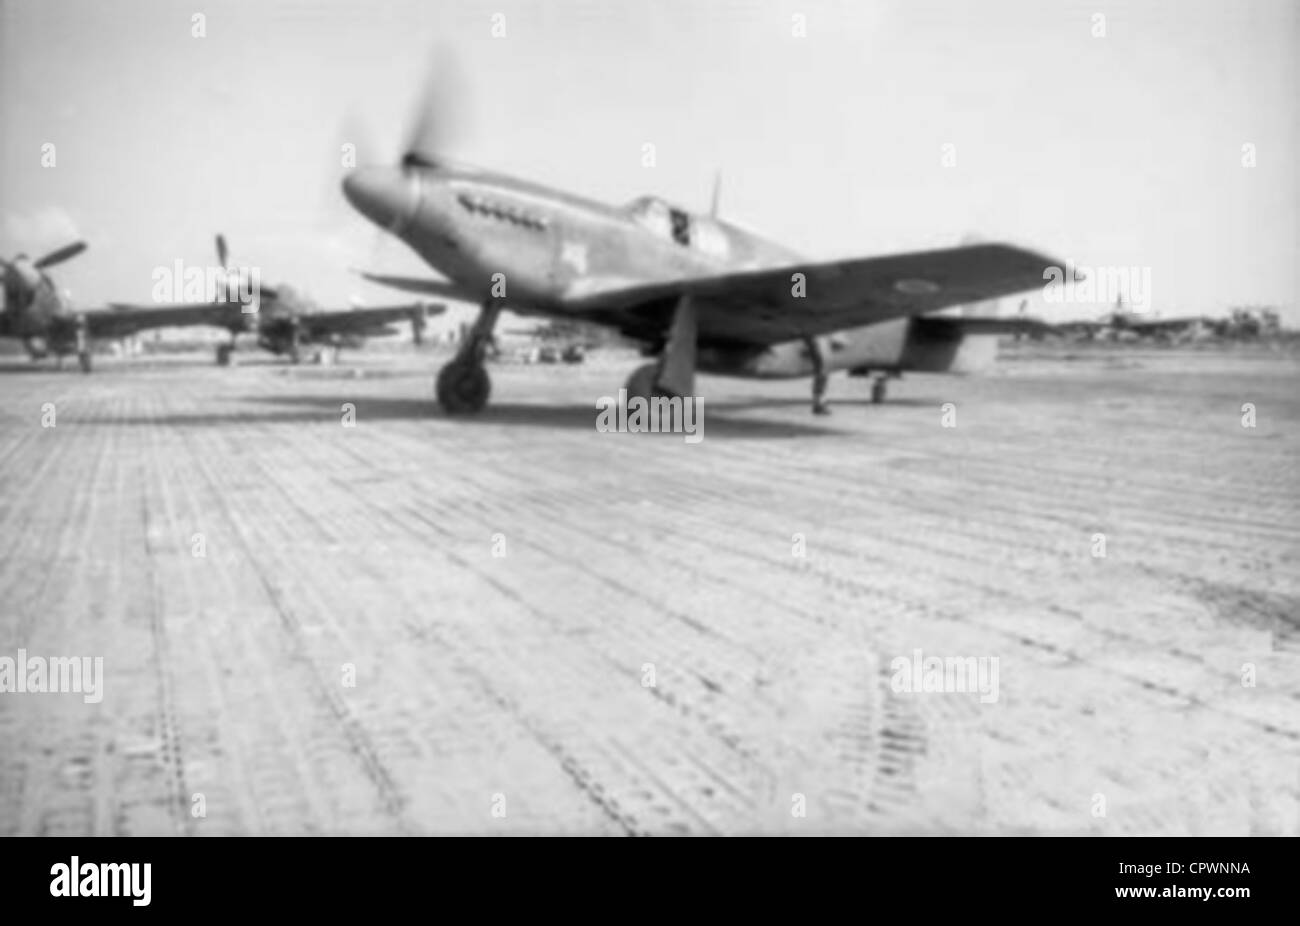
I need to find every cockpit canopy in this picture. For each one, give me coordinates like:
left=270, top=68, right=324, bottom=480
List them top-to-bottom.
left=623, top=196, right=729, bottom=258
left=624, top=196, right=681, bottom=239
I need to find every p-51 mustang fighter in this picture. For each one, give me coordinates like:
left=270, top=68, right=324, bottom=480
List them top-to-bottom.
left=342, top=107, right=1069, bottom=415
left=114, top=234, right=441, bottom=366
left=1, top=240, right=229, bottom=371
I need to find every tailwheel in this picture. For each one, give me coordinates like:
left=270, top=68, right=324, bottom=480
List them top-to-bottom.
left=215, top=343, right=234, bottom=366
left=78, top=350, right=92, bottom=373
left=436, top=358, right=491, bottom=414
left=871, top=376, right=888, bottom=404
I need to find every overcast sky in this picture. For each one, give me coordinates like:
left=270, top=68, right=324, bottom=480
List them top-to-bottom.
left=1, top=0, right=1296, bottom=322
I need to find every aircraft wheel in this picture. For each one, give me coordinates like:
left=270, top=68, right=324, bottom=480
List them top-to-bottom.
left=216, top=344, right=233, bottom=366
left=78, top=351, right=92, bottom=374
left=436, top=359, right=491, bottom=414
left=624, top=362, right=684, bottom=430
left=624, top=363, right=658, bottom=401
left=871, top=378, right=887, bottom=404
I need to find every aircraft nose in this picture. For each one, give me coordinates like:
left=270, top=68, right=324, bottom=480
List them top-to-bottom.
left=342, top=166, right=413, bottom=232
left=7, top=257, right=41, bottom=291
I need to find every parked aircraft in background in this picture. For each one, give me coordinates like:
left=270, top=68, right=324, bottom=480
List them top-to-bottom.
left=114, top=235, right=441, bottom=366
left=1, top=241, right=225, bottom=371
left=1058, top=296, right=1208, bottom=342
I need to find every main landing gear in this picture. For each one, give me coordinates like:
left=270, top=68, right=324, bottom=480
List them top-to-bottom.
left=621, top=294, right=698, bottom=421
left=433, top=296, right=698, bottom=418
left=435, top=300, right=502, bottom=414
left=75, top=315, right=91, bottom=373
left=286, top=317, right=304, bottom=364
left=806, top=337, right=831, bottom=415
left=623, top=362, right=674, bottom=403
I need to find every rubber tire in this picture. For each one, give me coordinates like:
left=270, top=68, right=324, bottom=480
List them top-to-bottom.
left=436, top=359, right=491, bottom=414
left=623, top=363, right=681, bottom=431
left=624, top=363, right=658, bottom=401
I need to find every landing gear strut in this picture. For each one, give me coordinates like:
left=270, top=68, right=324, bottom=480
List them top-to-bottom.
left=621, top=296, right=698, bottom=428
left=435, top=300, right=501, bottom=414
left=75, top=315, right=91, bottom=374
left=286, top=317, right=305, bottom=365
left=806, top=336, right=830, bottom=415
left=870, top=376, right=888, bottom=404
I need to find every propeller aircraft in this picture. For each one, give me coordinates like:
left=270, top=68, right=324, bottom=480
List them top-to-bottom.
left=342, top=76, right=1071, bottom=416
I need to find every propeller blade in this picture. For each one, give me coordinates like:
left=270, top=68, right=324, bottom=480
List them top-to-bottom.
left=399, top=47, right=467, bottom=167
left=403, top=75, right=441, bottom=165
left=216, top=234, right=229, bottom=268
left=33, top=240, right=87, bottom=270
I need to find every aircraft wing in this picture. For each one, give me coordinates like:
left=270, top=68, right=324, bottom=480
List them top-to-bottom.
left=560, top=243, right=1070, bottom=346
left=83, top=302, right=242, bottom=339
left=296, top=303, right=444, bottom=339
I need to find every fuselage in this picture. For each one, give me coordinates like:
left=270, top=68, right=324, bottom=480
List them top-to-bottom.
left=343, top=160, right=998, bottom=380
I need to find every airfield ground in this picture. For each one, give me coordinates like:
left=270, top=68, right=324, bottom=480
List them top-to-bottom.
left=1, top=342, right=1297, bottom=835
